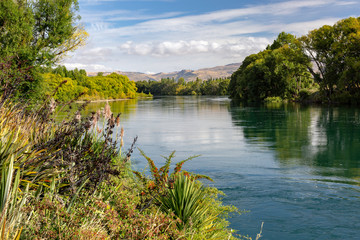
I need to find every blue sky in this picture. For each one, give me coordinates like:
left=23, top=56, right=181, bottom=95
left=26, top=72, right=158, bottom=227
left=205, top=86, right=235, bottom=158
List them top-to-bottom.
left=63, top=0, right=360, bottom=73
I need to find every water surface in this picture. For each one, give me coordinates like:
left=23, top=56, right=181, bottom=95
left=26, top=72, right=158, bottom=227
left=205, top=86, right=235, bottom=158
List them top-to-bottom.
left=83, top=96, right=360, bottom=240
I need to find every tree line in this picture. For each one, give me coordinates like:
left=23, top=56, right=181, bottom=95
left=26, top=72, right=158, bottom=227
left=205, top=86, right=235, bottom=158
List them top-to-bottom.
left=229, top=17, right=360, bottom=104
left=41, top=66, right=139, bottom=102
left=136, top=77, right=230, bottom=96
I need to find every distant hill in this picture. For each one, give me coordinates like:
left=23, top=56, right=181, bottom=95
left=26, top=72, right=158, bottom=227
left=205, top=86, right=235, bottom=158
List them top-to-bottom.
left=87, top=63, right=241, bottom=82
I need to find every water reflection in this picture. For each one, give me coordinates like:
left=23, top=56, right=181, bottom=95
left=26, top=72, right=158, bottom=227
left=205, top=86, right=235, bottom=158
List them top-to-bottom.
left=151, top=96, right=230, bottom=115
left=85, top=99, right=139, bottom=119
left=229, top=102, right=360, bottom=181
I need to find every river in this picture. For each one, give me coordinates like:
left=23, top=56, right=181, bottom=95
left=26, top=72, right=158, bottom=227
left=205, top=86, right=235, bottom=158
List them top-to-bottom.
left=81, top=96, right=360, bottom=240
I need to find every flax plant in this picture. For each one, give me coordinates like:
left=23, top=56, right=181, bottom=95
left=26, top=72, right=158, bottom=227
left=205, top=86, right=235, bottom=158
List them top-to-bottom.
left=0, top=157, right=29, bottom=240
left=157, top=173, right=211, bottom=230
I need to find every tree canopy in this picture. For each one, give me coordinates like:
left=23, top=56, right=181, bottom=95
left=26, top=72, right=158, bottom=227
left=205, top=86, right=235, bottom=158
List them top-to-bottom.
left=0, top=0, right=87, bottom=67
left=0, top=0, right=87, bottom=100
left=230, top=17, right=360, bottom=103
left=301, top=17, right=360, bottom=99
left=229, top=32, right=312, bottom=101
left=42, top=67, right=139, bottom=102
left=136, top=77, right=230, bottom=96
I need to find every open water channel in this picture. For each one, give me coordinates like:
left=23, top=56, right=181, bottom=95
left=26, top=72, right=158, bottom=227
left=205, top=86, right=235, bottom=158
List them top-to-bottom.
left=81, top=96, right=360, bottom=240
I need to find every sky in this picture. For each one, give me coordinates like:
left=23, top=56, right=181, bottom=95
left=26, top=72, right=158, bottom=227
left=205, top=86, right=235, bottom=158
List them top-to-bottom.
left=62, top=0, right=360, bottom=73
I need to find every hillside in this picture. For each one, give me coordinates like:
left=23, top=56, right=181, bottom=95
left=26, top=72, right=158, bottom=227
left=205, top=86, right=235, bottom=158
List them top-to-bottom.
left=87, top=63, right=240, bottom=82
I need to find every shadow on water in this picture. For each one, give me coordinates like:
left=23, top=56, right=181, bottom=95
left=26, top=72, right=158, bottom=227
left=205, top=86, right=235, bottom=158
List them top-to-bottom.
left=229, top=100, right=360, bottom=182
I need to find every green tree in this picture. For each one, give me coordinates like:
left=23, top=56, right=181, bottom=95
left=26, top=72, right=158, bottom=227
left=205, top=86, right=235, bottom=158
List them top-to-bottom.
left=0, top=0, right=87, bottom=99
left=0, top=0, right=85, bottom=67
left=300, top=17, right=360, bottom=99
left=230, top=32, right=312, bottom=101
left=41, top=72, right=86, bottom=102
left=80, top=73, right=137, bottom=100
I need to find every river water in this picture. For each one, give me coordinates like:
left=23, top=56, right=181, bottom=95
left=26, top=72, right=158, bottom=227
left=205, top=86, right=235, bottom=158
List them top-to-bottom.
left=82, top=96, right=360, bottom=240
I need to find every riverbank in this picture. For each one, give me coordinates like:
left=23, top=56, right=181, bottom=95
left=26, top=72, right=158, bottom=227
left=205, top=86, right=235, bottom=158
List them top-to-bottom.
left=75, top=95, right=152, bottom=103
left=0, top=98, right=241, bottom=239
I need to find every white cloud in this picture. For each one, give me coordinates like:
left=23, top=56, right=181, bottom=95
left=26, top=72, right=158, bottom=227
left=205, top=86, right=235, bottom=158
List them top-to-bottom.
left=64, top=0, right=360, bottom=72
left=89, top=0, right=350, bottom=42
left=335, top=1, right=358, bottom=5
left=279, top=18, right=341, bottom=35
left=119, top=38, right=270, bottom=57
left=63, top=63, right=111, bottom=72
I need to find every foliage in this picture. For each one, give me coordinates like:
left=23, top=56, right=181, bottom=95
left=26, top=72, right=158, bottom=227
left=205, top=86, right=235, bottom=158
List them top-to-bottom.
left=0, top=0, right=87, bottom=100
left=0, top=0, right=86, bottom=67
left=230, top=17, right=360, bottom=104
left=300, top=17, right=360, bottom=100
left=229, top=32, right=313, bottom=102
left=0, top=58, right=34, bottom=104
left=39, top=66, right=144, bottom=102
left=41, top=73, right=85, bottom=102
left=81, top=73, right=138, bottom=100
left=136, top=77, right=230, bottom=96
left=0, top=86, right=240, bottom=239
left=264, top=96, right=283, bottom=103
left=133, top=150, right=212, bottom=200
left=132, top=151, right=239, bottom=239
left=0, top=158, right=27, bottom=240
left=157, top=174, right=238, bottom=239
left=157, top=174, right=211, bottom=230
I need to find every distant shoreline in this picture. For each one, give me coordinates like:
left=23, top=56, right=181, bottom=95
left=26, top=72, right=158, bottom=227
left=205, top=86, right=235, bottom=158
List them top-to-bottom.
left=76, top=97, right=152, bottom=103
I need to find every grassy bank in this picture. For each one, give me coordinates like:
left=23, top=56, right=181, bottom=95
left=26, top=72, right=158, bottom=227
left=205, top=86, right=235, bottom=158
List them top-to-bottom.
left=0, top=97, right=249, bottom=239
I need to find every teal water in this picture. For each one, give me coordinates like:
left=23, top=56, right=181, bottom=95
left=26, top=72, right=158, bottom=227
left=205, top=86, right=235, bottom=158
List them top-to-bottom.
left=83, top=96, right=360, bottom=240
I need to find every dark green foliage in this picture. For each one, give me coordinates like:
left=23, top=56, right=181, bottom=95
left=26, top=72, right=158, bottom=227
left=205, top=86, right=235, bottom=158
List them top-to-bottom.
left=0, top=0, right=84, bottom=100
left=0, top=0, right=80, bottom=67
left=231, top=17, right=360, bottom=104
left=301, top=17, right=360, bottom=101
left=230, top=32, right=313, bottom=102
left=0, top=57, right=33, bottom=104
left=136, top=77, right=230, bottom=96
left=132, top=151, right=238, bottom=239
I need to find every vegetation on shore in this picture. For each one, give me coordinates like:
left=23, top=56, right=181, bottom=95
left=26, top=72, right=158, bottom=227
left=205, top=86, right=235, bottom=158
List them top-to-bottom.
left=229, top=17, right=360, bottom=104
left=42, top=66, right=144, bottom=102
left=136, top=77, right=230, bottom=96
left=0, top=93, right=243, bottom=239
